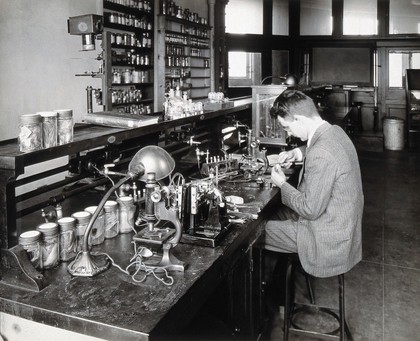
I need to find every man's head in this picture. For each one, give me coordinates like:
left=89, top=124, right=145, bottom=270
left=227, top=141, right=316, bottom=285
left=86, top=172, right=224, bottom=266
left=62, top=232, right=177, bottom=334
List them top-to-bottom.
left=270, top=90, right=321, bottom=141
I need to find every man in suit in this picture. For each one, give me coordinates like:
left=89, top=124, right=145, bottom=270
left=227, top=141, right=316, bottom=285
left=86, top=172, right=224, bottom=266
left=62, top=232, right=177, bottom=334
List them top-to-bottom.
left=265, top=90, right=363, bottom=306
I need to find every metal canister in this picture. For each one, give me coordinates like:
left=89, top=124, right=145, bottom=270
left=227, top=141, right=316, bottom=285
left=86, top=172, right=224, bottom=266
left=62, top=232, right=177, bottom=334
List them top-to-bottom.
left=55, top=109, right=73, bottom=145
left=18, top=114, right=42, bottom=152
left=118, top=196, right=136, bottom=233
left=104, top=200, right=119, bottom=239
left=84, top=206, right=105, bottom=246
left=71, top=211, right=92, bottom=251
left=57, top=216, right=77, bottom=261
left=37, top=222, right=60, bottom=269
left=19, top=230, right=42, bottom=270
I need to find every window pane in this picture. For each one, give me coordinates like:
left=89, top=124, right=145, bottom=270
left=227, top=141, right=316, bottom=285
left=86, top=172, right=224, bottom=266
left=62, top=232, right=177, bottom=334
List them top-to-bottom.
left=225, top=0, right=263, bottom=34
left=273, top=0, right=289, bottom=35
left=300, top=0, right=332, bottom=36
left=343, top=0, right=377, bottom=35
left=390, top=0, right=420, bottom=34
left=271, top=50, right=289, bottom=83
left=389, top=51, right=420, bottom=88
left=228, top=52, right=262, bottom=87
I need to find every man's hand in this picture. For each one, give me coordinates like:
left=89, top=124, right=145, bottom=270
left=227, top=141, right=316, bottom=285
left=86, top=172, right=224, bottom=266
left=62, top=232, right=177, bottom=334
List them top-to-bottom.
left=271, top=164, right=286, bottom=188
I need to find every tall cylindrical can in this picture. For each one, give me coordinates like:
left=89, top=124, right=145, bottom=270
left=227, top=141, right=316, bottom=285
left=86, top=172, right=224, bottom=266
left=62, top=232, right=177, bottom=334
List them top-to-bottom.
left=55, top=109, right=73, bottom=145
left=118, top=196, right=135, bottom=233
left=104, top=200, right=119, bottom=239
left=84, top=206, right=105, bottom=245
left=71, top=211, right=92, bottom=251
left=57, top=216, right=77, bottom=261
left=37, top=222, right=60, bottom=269
left=19, top=230, right=42, bottom=270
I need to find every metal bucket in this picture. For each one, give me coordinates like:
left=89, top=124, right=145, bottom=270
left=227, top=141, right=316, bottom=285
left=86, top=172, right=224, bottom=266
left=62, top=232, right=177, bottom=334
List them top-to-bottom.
left=383, top=117, right=404, bottom=151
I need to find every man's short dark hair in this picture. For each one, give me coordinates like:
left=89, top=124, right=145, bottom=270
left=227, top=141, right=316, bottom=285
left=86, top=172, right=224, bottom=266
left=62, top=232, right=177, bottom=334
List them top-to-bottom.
left=270, top=90, right=319, bottom=120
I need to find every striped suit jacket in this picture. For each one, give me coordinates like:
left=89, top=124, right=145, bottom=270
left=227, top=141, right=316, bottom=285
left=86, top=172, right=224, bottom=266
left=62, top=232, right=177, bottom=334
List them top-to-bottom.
left=280, top=122, right=363, bottom=277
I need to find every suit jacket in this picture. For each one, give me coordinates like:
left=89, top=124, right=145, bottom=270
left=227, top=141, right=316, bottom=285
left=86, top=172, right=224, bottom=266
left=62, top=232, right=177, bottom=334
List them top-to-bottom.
left=280, top=122, right=363, bottom=277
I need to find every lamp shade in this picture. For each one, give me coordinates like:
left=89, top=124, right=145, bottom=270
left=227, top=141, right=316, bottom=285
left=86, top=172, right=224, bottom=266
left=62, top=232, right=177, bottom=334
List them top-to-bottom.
left=129, top=146, right=175, bottom=181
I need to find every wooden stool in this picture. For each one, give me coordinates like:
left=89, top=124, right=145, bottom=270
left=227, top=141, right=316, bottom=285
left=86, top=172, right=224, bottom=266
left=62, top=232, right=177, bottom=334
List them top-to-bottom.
left=283, top=254, right=353, bottom=341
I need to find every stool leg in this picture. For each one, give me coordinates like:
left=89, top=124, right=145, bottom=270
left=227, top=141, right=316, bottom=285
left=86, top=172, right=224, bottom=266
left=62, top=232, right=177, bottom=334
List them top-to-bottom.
left=283, top=259, right=293, bottom=341
left=305, top=274, right=315, bottom=304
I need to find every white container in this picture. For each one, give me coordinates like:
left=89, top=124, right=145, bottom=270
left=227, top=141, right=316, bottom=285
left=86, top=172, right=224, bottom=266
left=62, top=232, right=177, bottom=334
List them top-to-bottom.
left=384, top=117, right=404, bottom=151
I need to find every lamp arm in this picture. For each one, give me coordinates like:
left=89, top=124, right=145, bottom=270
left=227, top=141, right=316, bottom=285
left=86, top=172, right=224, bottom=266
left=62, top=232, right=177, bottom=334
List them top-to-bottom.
left=81, top=175, right=131, bottom=252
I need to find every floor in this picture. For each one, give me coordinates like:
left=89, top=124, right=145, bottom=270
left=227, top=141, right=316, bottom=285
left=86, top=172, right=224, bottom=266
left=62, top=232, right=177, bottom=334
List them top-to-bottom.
left=269, top=148, right=420, bottom=341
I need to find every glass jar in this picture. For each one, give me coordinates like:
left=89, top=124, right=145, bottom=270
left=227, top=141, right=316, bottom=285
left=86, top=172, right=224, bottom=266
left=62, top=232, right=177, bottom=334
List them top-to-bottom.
left=55, top=109, right=73, bottom=145
left=39, top=111, right=58, bottom=148
left=18, top=114, right=42, bottom=152
left=118, top=196, right=136, bottom=233
left=104, top=200, right=119, bottom=239
left=84, top=206, right=105, bottom=245
left=71, top=211, right=92, bottom=251
left=57, top=216, right=77, bottom=261
left=37, top=222, right=60, bottom=269
left=19, top=230, right=42, bottom=270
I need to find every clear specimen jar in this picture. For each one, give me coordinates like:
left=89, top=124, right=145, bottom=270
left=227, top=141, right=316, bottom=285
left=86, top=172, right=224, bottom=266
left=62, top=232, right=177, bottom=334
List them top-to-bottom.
left=55, top=109, right=73, bottom=145
left=39, top=111, right=58, bottom=148
left=18, top=114, right=42, bottom=152
left=118, top=196, right=135, bottom=233
left=104, top=200, right=119, bottom=239
left=84, top=206, right=105, bottom=245
left=71, top=211, right=92, bottom=252
left=57, top=216, right=77, bottom=261
left=37, top=222, right=60, bottom=270
left=19, top=230, right=43, bottom=270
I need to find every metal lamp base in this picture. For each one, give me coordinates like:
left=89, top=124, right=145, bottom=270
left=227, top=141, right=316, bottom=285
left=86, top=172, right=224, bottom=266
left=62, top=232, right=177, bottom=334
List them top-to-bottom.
left=67, top=251, right=110, bottom=277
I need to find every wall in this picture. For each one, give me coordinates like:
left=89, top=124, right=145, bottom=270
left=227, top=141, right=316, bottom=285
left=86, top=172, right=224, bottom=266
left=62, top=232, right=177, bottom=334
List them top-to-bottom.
left=0, top=0, right=103, bottom=141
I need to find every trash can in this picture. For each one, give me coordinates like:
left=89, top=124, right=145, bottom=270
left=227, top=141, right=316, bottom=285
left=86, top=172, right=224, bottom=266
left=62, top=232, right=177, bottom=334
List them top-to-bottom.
left=383, top=117, right=405, bottom=151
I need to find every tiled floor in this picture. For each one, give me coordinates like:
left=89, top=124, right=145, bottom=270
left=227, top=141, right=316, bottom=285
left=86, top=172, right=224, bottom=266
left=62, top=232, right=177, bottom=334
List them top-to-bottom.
left=269, top=149, right=420, bottom=341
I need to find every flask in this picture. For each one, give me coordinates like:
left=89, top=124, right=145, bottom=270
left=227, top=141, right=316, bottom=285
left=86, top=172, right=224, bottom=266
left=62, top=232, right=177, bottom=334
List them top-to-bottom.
left=55, top=109, right=73, bottom=145
left=39, top=111, right=58, bottom=148
left=18, top=114, right=42, bottom=152
left=118, top=196, right=136, bottom=233
left=104, top=200, right=119, bottom=239
left=84, top=206, right=105, bottom=245
left=71, top=211, right=92, bottom=251
left=57, top=217, right=77, bottom=261
left=37, top=222, right=60, bottom=269
left=19, top=230, right=42, bottom=270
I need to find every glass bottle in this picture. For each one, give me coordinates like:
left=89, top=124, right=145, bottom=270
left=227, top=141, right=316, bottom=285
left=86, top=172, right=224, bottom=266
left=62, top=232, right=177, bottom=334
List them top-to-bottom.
left=55, top=109, right=73, bottom=145
left=39, top=111, right=58, bottom=148
left=18, top=114, right=42, bottom=152
left=118, top=196, right=136, bottom=233
left=104, top=200, right=119, bottom=239
left=84, top=206, right=105, bottom=246
left=71, top=211, right=92, bottom=251
left=57, top=216, right=77, bottom=261
left=37, top=222, right=60, bottom=269
left=19, top=230, right=42, bottom=270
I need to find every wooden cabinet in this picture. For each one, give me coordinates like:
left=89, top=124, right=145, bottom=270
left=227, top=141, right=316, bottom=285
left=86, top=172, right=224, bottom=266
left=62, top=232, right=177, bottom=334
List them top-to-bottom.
left=102, top=0, right=155, bottom=114
left=406, top=69, right=420, bottom=152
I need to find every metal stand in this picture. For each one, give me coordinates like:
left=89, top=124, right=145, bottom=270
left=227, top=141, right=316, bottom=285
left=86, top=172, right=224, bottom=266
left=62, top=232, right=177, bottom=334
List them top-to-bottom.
left=67, top=251, right=109, bottom=277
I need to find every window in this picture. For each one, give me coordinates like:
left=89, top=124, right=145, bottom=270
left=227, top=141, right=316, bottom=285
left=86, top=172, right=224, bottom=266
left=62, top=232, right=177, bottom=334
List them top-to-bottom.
left=225, top=0, right=263, bottom=34
left=273, top=0, right=289, bottom=35
left=300, top=0, right=332, bottom=36
left=343, top=0, right=377, bottom=35
left=389, top=0, right=420, bottom=34
left=271, top=50, right=289, bottom=83
left=389, top=50, right=420, bottom=88
left=228, top=52, right=262, bottom=87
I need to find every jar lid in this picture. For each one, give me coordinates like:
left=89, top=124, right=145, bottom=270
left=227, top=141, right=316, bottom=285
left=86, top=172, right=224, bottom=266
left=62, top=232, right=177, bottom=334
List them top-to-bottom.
left=55, top=109, right=73, bottom=118
left=38, top=111, right=57, bottom=118
left=20, top=114, right=41, bottom=124
left=118, top=196, right=134, bottom=204
left=104, top=200, right=118, bottom=212
left=85, top=206, right=104, bottom=216
left=71, top=211, right=92, bottom=224
left=57, top=216, right=76, bottom=231
left=37, top=222, right=59, bottom=236
left=19, top=230, right=41, bottom=244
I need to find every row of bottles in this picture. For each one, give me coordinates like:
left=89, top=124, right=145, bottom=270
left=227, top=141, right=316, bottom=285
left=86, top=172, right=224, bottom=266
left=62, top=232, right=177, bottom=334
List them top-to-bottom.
left=106, top=0, right=152, bottom=12
left=162, top=0, right=208, bottom=25
left=107, top=12, right=152, bottom=30
left=179, top=25, right=209, bottom=38
left=111, top=32, right=152, bottom=48
left=165, top=32, right=187, bottom=45
left=190, top=37, right=209, bottom=49
left=166, top=45, right=185, bottom=56
left=112, top=50, right=151, bottom=65
left=167, top=56, right=189, bottom=67
left=112, top=68, right=151, bottom=84
left=167, top=68, right=190, bottom=78
left=111, top=87, right=143, bottom=104
left=163, top=87, right=204, bottom=120
left=116, top=103, right=152, bottom=115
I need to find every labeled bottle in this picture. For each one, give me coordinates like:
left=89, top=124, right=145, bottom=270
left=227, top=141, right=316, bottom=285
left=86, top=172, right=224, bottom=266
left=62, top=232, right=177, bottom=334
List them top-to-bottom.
left=55, top=109, right=73, bottom=145
left=39, top=111, right=58, bottom=148
left=18, top=114, right=42, bottom=152
left=118, top=196, right=136, bottom=233
left=104, top=200, right=119, bottom=239
left=84, top=206, right=105, bottom=245
left=71, top=211, right=92, bottom=251
left=57, top=216, right=77, bottom=261
left=37, top=222, right=60, bottom=269
left=19, top=230, right=42, bottom=270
